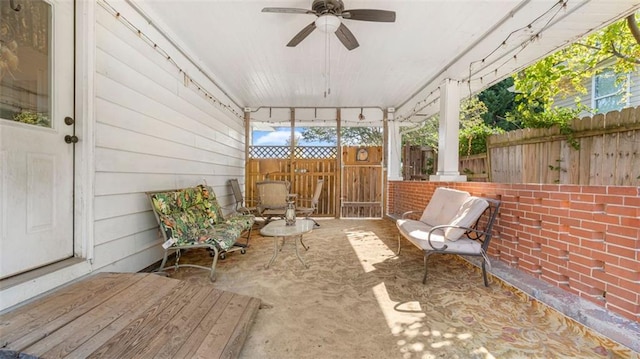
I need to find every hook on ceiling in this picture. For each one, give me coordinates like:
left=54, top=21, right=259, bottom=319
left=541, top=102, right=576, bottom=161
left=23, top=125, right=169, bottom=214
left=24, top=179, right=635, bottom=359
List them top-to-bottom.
left=358, top=108, right=365, bottom=121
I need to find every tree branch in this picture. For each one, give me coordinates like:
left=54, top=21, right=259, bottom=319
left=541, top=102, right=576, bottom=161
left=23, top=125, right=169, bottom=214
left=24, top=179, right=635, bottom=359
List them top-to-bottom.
left=627, top=14, right=640, bottom=45
left=574, top=41, right=640, bottom=65
left=574, top=42, right=602, bottom=52
left=610, top=43, right=640, bottom=64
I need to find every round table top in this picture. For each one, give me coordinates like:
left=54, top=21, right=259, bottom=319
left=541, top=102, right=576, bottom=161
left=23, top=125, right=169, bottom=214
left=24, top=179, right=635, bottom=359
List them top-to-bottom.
left=260, top=219, right=315, bottom=237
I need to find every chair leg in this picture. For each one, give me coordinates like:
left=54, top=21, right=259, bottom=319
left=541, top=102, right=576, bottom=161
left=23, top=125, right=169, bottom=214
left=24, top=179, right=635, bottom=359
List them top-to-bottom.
left=302, top=214, right=320, bottom=227
left=232, top=226, right=252, bottom=253
left=244, top=226, right=252, bottom=247
left=209, top=246, right=219, bottom=282
left=157, top=248, right=170, bottom=274
left=174, top=249, right=182, bottom=269
left=422, top=252, right=434, bottom=284
left=482, top=260, right=489, bottom=287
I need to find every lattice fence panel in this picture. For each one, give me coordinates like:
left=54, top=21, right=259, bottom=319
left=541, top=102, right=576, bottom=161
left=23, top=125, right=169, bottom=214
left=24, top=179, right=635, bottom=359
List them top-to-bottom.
left=250, top=146, right=337, bottom=159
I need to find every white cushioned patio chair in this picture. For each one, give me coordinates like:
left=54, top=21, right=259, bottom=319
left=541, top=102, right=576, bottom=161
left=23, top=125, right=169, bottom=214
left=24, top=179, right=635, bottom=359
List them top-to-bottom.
left=396, top=187, right=501, bottom=286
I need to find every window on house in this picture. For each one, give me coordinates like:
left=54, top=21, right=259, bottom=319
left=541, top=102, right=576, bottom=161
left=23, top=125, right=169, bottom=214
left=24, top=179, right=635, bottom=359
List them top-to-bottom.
left=592, top=70, right=629, bottom=114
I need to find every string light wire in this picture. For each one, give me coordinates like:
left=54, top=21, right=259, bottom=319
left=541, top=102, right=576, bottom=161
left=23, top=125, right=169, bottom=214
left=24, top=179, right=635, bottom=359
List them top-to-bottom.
left=99, top=0, right=243, bottom=120
left=397, top=0, right=570, bottom=123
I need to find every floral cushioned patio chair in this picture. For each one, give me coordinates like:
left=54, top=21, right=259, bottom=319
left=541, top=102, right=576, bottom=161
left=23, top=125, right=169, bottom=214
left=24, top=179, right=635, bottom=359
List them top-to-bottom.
left=148, top=184, right=254, bottom=281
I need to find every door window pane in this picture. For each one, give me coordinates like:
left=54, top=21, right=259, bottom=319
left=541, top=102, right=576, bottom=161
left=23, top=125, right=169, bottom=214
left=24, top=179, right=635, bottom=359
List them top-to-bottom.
left=0, top=0, right=52, bottom=127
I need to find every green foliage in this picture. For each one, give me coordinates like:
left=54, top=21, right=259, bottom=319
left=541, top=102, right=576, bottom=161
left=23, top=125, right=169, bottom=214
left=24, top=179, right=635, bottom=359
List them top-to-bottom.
left=509, top=13, right=639, bottom=132
left=477, top=77, right=521, bottom=130
left=402, top=97, right=504, bottom=156
left=459, top=97, right=504, bottom=156
left=13, top=111, right=50, bottom=127
left=401, top=116, right=439, bottom=149
left=300, top=126, right=383, bottom=146
left=299, top=127, right=336, bottom=144
left=424, top=157, right=434, bottom=175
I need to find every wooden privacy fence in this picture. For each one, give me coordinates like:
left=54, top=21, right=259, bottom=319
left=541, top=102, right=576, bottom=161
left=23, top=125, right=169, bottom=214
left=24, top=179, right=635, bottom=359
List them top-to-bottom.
left=487, top=106, right=640, bottom=185
left=404, top=107, right=639, bottom=185
left=247, top=145, right=385, bottom=218
left=247, top=146, right=337, bottom=217
left=341, top=146, right=384, bottom=218
left=402, top=146, right=487, bottom=182
left=402, top=146, right=435, bottom=180
left=459, top=153, right=489, bottom=182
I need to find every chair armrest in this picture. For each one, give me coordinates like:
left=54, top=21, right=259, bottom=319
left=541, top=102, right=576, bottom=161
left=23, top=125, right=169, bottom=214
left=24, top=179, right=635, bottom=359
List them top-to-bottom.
left=296, top=197, right=314, bottom=205
left=401, top=210, right=422, bottom=219
left=426, top=224, right=492, bottom=251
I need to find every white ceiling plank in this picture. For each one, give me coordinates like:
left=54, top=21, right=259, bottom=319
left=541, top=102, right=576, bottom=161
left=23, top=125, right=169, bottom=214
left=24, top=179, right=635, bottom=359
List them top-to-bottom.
left=131, top=0, right=639, bottom=120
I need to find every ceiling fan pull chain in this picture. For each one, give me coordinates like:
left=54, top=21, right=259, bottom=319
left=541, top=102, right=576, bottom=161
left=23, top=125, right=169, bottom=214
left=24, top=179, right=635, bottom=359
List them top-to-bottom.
left=324, top=30, right=329, bottom=97
left=328, top=31, right=332, bottom=95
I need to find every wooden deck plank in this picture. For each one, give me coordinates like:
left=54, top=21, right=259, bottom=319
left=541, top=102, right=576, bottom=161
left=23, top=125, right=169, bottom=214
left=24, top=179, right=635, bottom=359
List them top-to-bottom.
left=0, top=272, right=125, bottom=329
left=1, top=273, right=144, bottom=352
left=1, top=273, right=260, bottom=359
left=27, top=274, right=174, bottom=358
left=62, top=276, right=183, bottom=359
left=86, top=279, right=201, bottom=358
left=122, top=285, right=216, bottom=358
left=136, top=288, right=225, bottom=359
left=171, top=291, right=236, bottom=358
left=193, top=294, right=254, bottom=359
left=218, top=297, right=261, bottom=359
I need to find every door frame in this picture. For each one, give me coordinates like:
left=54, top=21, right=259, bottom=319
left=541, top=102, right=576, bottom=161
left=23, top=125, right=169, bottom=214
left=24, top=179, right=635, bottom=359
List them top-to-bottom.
left=0, top=0, right=95, bottom=312
left=74, top=0, right=96, bottom=264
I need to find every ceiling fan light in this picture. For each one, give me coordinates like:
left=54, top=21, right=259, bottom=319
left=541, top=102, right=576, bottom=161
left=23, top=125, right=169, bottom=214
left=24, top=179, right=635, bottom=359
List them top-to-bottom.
left=315, top=14, right=341, bottom=33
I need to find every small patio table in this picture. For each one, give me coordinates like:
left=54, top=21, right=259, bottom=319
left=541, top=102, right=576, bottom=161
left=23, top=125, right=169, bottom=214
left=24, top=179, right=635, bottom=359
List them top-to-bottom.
left=260, top=219, right=315, bottom=269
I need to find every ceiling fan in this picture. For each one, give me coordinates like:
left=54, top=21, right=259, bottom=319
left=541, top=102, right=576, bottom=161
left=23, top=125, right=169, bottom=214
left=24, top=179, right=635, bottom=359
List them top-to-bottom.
left=262, top=0, right=396, bottom=51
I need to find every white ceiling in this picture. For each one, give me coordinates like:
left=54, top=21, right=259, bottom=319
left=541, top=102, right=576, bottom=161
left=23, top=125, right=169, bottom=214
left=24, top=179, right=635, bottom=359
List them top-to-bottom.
left=135, top=0, right=639, bottom=122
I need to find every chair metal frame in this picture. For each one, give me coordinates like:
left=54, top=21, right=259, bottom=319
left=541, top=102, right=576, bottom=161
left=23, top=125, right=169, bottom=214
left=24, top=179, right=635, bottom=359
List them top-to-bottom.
left=229, top=178, right=257, bottom=215
left=296, top=179, right=324, bottom=226
left=256, top=180, right=292, bottom=223
left=147, top=186, right=252, bottom=282
left=397, top=197, right=501, bottom=287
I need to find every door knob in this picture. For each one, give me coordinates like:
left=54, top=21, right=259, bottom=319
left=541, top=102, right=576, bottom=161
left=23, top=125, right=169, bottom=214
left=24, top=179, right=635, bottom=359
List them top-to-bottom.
left=64, top=135, right=79, bottom=144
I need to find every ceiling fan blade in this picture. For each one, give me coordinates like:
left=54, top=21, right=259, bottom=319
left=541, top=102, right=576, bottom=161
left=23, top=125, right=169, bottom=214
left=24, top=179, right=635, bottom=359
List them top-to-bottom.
left=262, top=7, right=316, bottom=15
left=342, top=9, right=396, bottom=22
left=287, top=22, right=317, bottom=47
left=335, top=23, right=359, bottom=51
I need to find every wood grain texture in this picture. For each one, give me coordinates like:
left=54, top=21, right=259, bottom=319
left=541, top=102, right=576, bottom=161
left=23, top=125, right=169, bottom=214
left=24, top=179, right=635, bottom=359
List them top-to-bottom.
left=486, top=107, right=639, bottom=185
left=0, top=273, right=260, bottom=359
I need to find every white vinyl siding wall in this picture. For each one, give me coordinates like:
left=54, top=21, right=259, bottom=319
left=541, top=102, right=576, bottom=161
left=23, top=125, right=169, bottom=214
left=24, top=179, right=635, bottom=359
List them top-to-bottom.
left=92, top=3, right=246, bottom=273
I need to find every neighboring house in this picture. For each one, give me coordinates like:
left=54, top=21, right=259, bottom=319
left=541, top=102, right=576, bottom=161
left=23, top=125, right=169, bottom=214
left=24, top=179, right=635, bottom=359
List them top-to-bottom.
left=553, top=60, right=639, bottom=116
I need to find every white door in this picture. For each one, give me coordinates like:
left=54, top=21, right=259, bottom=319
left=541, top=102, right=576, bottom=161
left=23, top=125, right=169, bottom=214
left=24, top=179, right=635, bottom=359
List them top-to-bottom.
left=0, top=0, right=75, bottom=278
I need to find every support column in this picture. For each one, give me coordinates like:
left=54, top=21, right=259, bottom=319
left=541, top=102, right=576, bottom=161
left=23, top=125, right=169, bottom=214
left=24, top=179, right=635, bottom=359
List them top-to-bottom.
left=430, top=79, right=467, bottom=182
left=386, top=108, right=403, bottom=181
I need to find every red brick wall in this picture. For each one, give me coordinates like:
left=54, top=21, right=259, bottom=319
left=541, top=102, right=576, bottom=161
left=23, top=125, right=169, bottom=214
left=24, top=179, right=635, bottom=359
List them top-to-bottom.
left=388, top=181, right=640, bottom=322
